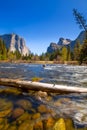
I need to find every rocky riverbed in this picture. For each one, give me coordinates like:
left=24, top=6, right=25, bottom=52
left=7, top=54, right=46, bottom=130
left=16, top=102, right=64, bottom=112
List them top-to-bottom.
left=0, top=86, right=87, bottom=130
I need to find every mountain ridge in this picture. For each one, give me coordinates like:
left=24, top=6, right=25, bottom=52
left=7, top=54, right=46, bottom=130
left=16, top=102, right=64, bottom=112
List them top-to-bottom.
left=47, top=31, right=86, bottom=53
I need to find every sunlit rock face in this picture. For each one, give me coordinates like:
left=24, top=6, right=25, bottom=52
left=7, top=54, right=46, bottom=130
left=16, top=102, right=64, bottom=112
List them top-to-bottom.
left=47, top=31, right=86, bottom=53
left=57, top=31, right=86, bottom=48
left=0, top=33, right=30, bottom=56
left=57, top=37, right=72, bottom=46
left=47, top=39, right=71, bottom=53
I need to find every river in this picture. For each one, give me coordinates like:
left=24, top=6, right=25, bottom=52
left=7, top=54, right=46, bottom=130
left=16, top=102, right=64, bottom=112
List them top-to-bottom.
left=0, top=63, right=87, bottom=130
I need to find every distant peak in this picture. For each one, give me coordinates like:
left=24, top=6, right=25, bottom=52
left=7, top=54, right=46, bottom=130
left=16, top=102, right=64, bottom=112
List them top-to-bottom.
left=58, top=37, right=72, bottom=46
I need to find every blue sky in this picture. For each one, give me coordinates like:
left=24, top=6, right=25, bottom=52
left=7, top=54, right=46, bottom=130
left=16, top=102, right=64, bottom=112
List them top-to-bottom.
left=0, top=0, right=87, bottom=54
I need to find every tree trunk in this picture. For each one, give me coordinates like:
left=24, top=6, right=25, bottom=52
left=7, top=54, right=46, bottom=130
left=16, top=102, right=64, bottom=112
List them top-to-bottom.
left=0, top=78, right=87, bottom=93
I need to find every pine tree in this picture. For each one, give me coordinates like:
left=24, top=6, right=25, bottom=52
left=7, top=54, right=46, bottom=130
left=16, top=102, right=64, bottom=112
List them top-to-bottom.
left=73, top=9, right=87, bottom=64
left=73, top=9, right=87, bottom=32
left=0, top=39, right=7, bottom=60
left=73, top=40, right=82, bottom=60
left=79, top=40, right=87, bottom=64
left=67, top=45, right=71, bottom=61
left=61, top=47, right=67, bottom=61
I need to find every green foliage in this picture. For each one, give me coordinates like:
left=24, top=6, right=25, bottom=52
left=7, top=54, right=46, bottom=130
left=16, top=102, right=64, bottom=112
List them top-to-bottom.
left=73, top=9, right=87, bottom=32
left=73, top=9, right=87, bottom=64
left=0, top=39, right=7, bottom=60
left=79, top=40, right=87, bottom=64
left=73, top=41, right=82, bottom=60
left=67, top=46, right=71, bottom=61
left=61, top=47, right=68, bottom=61
left=49, top=49, right=61, bottom=61
left=7, top=51, right=16, bottom=61
left=15, top=51, right=21, bottom=60
left=70, top=51, right=74, bottom=61
left=22, top=53, right=33, bottom=60
left=40, top=53, right=50, bottom=61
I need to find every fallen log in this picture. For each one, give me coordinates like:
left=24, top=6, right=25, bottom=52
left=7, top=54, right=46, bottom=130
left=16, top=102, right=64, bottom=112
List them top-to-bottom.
left=0, top=78, right=87, bottom=93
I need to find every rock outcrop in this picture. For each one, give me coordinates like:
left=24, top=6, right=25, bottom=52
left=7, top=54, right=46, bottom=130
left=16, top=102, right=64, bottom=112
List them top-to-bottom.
left=47, top=31, right=86, bottom=53
left=70, top=31, right=86, bottom=49
left=0, top=34, right=30, bottom=56
left=57, top=37, right=72, bottom=46
left=47, top=42, right=59, bottom=53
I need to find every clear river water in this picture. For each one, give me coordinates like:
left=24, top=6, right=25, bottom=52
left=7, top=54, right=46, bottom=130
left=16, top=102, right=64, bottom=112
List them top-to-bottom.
left=0, top=63, right=87, bottom=130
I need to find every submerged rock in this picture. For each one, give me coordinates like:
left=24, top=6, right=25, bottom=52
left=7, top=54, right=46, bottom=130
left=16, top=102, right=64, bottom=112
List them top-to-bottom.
left=0, top=87, right=22, bottom=95
left=54, top=98, right=71, bottom=107
left=0, top=99, right=13, bottom=118
left=16, top=99, right=32, bottom=110
left=37, top=105, right=48, bottom=113
left=12, top=108, right=24, bottom=119
left=74, top=110, right=87, bottom=125
left=16, top=112, right=32, bottom=124
left=32, top=113, right=41, bottom=120
left=45, top=117, right=55, bottom=130
left=0, top=118, right=9, bottom=130
left=53, top=118, right=66, bottom=130
left=65, top=119, right=74, bottom=130
left=18, top=120, right=33, bottom=130
left=33, top=120, right=43, bottom=130
left=7, top=125, right=17, bottom=130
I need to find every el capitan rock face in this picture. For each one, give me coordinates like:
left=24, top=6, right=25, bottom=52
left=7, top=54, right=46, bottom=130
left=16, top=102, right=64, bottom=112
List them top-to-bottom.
left=0, top=34, right=30, bottom=56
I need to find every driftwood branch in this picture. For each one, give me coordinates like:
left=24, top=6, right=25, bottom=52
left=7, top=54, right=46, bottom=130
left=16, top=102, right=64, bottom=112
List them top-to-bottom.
left=0, top=78, right=87, bottom=93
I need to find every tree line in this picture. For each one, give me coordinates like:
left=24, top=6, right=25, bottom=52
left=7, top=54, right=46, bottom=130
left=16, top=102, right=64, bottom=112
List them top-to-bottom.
left=0, top=36, right=87, bottom=64
left=39, top=40, right=87, bottom=65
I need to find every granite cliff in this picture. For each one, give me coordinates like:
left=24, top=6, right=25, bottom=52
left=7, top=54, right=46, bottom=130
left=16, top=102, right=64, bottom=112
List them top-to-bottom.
left=47, top=31, right=86, bottom=53
left=70, top=31, right=86, bottom=49
left=0, top=34, right=30, bottom=56
left=47, top=38, right=72, bottom=53
left=57, top=38, right=72, bottom=46
left=47, top=42, right=59, bottom=53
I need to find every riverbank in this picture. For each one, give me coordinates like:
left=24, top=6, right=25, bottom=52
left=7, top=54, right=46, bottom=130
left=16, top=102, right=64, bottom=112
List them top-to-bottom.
left=0, top=59, right=87, bottom=66
left=0, top=60, right=79, bottom=65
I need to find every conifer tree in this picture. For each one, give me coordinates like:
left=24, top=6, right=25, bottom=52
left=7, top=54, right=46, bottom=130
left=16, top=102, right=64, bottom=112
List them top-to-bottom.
left=73, top=9, right=87, bottom=64
left=73, top=9, right=87, bottom=32
left=0, top=39, right=7, bottom=60
left=73, top=40, right=82, bottom=60
left=79, top=40, right=87, bottom=64
left=67, top=45, right=71, bottom=61
left=61, top=47, right=67, bottom=61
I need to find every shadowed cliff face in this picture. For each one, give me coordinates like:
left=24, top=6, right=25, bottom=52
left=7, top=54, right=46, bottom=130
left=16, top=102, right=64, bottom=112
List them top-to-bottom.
left=47, top=31, right=86, bottom=53
left=70, top=31, right=86, bottom=49
left=0, top=34, right=30, bottom=56
left=47, top=42, right=59, bottom=53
